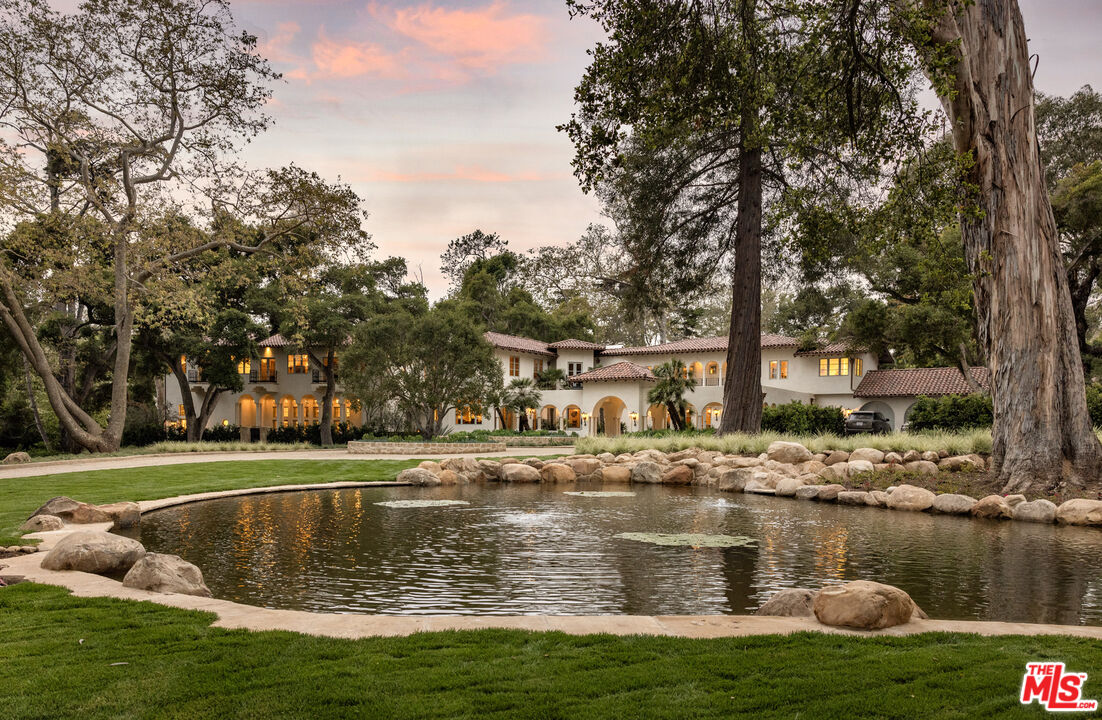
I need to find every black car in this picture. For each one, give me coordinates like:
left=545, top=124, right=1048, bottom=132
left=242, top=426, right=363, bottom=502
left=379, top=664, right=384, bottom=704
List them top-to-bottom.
left=844, top=410, right=891, bottom=435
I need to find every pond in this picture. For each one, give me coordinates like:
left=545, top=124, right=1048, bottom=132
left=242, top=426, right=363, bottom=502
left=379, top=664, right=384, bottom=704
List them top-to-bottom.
left=137, top=484, right=1102, bottom=624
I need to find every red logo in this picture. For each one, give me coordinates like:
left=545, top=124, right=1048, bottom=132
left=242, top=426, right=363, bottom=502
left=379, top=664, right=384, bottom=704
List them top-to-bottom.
left=1021, top=663, right=1098, bottom=712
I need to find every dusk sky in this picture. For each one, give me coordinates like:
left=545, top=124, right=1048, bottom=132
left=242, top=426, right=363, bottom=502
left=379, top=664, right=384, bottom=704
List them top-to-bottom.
left=231, top=0, right=1101, bottom=296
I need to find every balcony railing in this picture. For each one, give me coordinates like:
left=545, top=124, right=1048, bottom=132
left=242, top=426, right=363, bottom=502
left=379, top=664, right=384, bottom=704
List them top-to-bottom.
left=312, top=369, right=340, bottom=384
left=254, top=370, right=277, bottom=383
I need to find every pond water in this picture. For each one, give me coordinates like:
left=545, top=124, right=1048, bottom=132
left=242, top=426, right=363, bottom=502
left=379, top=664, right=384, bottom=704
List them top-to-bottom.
left=137, top=484, right=1102, bottom=623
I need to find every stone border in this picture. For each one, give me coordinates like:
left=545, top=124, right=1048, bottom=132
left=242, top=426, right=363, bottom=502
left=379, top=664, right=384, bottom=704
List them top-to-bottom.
left=502, top=436, right=577, bottom=447
left=348, top=441, right=506, bottom=454
left=137, top=480, right=414, bottom=513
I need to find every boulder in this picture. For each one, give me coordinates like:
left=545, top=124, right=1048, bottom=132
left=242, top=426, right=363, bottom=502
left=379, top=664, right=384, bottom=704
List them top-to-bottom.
left=766, top=441, right=812, bottom=465
left=849, top=448, right=885, bottom=465
left=633, top=449, right=668, bottom=463
left=666, top=449, right=698, bottom=462
left=823, top=450, right=849, bottom=466
left=901, top=450, right=921, bottom=463
left=920, top=450, right=940, bottom=463
left=2, top=451, right=31, bottom=465
left=596, top=452, right=617, bottom=464
left=883, top=452, right=903, bottom=465
left=614, top=454, right=634, bottom=463
left=939, top=454, right=986, bottom=472
left=441, top=457, right=479, bottom=475
left=524, top=458, right=545, bottom=470
left=566, top=458, right=603, bottom=478
left=673, top=458, right=700, bottom=469
left=477, top=459, right=503, bottom=480
left=847, top=459, right=875, bottom=475
left=417, top=460, right=443, bottom=474
left=796, top=460, right=827, bottom=475
left=903, top=460, right=939, bottom=476
left=631, top=461, right=663, bottom=484
left=501, top=463, right=541, bottom=483
left=540, top=463, right=577, bottom=483
left=818, top=463, right=848, bottom=481
left=660, top=465, right=694, bottom=485
left=599, top=466, right=632, bottom=484
left=396, top=468, right=441, bottom=486
left=716, top=468, right=751, bottom=493
left=436, top=469, right=460, bottom=485
left=774, top=476, right=806, bottom=497
left=816, top=484, right=846, bottom=502
left=885, top=484, right=936, bottom=512
left=794, top=485, right=822, bottom=500
left=867, top=490, right=889, bottom=507
left=837, top=491, right=871, bottom=506
left=930, top=493, right=976, bottom=515
left=1004, top=494, right=1026, bottom=508
left=970, top=495, right=1013, bottom=520
left=31, top=497, right=111, bottom=525
left=1013, top=499, right=1057, bottom=524
left=1055, top=499, right=1102, bottom=527
left=98, top=502, right=141, bottom=530
left=20, top=514, right=65, bottom=532
left=40, top=531, right=145, bottom=575
left=122, top=553, right=211, bottom=597
left=813, top=580, right=921, bottom=630
left=755, top=588, right=817, bottom=617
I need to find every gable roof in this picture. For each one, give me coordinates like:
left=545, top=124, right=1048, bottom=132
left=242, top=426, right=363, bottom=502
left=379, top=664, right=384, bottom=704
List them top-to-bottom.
left=483, top=331, right=555, bottom=357
left=258, top=333, right=292, bottom=348
left=603, top=334, right=800, bottom=357
left=548, top=338, right=606, bottom=351
left=794, top=341, right=866, bottom=357
left=569, top=361, right=656, bottom=383
left=854, top=367, right=990, bottom=398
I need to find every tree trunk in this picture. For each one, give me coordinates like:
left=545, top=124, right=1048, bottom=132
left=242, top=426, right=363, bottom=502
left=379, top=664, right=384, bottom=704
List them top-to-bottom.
left=926, top=0, right=1102, bottom=493
left=718, top=143, right=764, bottom=434
left=1067, top=256, right=1101, bottom=362
left=309, top=349, right=337, bottom=446
left=23, top=355, right=51, bottom=451
left=170, top=361, right=202, bottom=443
left=666, top=401, right=684, bottom=431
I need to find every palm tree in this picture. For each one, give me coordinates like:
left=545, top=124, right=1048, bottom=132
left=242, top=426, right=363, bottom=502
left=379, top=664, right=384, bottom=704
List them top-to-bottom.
left=648, top=359, right=695, bottom=431
left=535, top=367, right=566, bottom=390
left=502, top=377, right=542, bottom=432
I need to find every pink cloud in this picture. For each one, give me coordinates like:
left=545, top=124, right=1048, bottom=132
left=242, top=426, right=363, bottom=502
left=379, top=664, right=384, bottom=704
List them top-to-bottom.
left=382, top=1, right=548, bottom=70
left=259, top=21, right=301, bottom=64
left=312, top=28, right=404, bottom=78
left=368, top=165, right=562, bottom=183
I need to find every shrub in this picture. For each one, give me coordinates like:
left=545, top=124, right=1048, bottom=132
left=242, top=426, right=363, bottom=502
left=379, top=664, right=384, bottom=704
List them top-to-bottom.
left=1086, top=383, right=1102, bottom=427
left=906, top=394, right=992, bottom=431
left=761, top=402, right=845, bottom=436
left=122, top=423, right=168, bottom=448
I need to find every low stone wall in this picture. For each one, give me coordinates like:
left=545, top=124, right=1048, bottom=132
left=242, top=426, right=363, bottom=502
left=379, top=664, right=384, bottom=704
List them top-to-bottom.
left=503, top=436, right=577, bottom=447
left=347, top=441, right=507, bottom=455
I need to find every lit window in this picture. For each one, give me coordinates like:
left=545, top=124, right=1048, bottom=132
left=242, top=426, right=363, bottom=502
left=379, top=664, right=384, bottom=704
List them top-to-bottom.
left=287, top=354, right=309, bottom=374
left=509, top=356, right=520, bottom=377
left=840, top=357, right=850, bottom=376
left=237, top=358, right=251, bottom=374
left=819, top=358, right=829, bottom=376
left=855, top=358, right=863, bottom=376
left=780, top=360, right=788, bottom=379
left=769, top=361, right=777, bottom=379
left=177, top=404, right=185, bottom=418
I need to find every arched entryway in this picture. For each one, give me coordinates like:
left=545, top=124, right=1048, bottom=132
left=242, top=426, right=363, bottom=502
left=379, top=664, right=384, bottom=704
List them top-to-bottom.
left=690, top=362, right=704, bottom=385
left=705, top=362, right=720, bottom=386
left=259, top=394, right=277, bottom=429
left=279, top=395, right=299, bottom=427
left=301, top=395, right=320, bottom=425
left=237, top=396, right=257, bottom=427
left=592, top=396, right=627, bottom=437
left=858, top=401, right=896, bottom=430
left=703, top=402, right=723, bottom=429
left=647, top=403, right=670, bottom=430
left=540, top=405, right=558, bottom=431
left=564, top=405, right=582, bottom=430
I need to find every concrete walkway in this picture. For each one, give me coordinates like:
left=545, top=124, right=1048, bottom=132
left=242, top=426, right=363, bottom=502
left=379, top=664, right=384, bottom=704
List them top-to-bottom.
left=0, top=446, right=573, bottom=479
left=6, top=520, right=1102, bottom=641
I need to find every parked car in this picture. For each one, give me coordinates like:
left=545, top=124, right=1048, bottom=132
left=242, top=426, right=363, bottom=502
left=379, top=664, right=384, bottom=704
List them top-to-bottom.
left=844, top=410, right=891, bottom=435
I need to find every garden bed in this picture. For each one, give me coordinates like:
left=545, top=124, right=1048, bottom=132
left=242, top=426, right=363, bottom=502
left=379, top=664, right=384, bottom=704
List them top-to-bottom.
left=347, top=441, right=507, bottom=455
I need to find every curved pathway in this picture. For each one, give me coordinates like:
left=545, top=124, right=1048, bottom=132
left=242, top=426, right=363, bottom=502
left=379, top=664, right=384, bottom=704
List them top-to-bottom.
left=0, top=446, right=573, bottom=479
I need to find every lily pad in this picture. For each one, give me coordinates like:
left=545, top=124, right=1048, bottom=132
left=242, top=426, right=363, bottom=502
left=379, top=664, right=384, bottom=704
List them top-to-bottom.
left=563, top=491, right=636, bottom=497
left=374, top=500, right=470, bottom=508
left=614, top=532, right=757, bottom=548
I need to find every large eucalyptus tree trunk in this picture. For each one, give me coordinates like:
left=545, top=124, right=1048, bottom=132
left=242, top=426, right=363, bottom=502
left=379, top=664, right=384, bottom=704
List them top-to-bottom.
left=927, top=0, right=1102, bottom=493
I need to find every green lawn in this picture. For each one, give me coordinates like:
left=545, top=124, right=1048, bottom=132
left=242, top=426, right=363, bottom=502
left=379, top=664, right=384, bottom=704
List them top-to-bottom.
left=0, top=459, right=420, bottom=546
left=0, top=583, right=1094, bottom=719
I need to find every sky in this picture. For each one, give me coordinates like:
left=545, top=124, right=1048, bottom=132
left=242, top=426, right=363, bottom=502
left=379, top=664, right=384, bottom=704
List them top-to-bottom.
left=229, top=0, right=1101, bottom=297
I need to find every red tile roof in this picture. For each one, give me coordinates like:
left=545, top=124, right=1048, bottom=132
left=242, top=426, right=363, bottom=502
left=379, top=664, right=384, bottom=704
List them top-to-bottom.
left=483, top=331, right=555, bottom=357
left=258, top=333, right=292, bottom=348
left=602, top=334, right=799, bottom=356
left=548, top=338, right=606, bottom=351
left=794, top=341, right=865, bottom=357
left=569, top=361, right=657, bottom=382
left=854, top=367, right=991, bottom=398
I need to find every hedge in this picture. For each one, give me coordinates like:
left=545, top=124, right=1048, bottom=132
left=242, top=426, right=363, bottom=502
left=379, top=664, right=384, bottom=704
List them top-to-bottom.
left=761, top=402, right=845, bottom=436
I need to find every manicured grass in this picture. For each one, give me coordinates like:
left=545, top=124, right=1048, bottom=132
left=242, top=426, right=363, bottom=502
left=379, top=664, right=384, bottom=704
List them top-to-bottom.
left=577, top=429, right=997, bottom=456
left=0, top=459, right=420, bottom=546
left=0, top=583, right=1095, bottom=719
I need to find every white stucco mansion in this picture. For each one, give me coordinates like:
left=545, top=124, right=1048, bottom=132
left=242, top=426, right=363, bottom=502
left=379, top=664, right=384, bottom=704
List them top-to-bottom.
left=166, top=329, right=989, bottom=440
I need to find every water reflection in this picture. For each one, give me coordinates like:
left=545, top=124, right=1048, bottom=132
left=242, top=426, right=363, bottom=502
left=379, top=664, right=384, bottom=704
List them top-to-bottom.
left=137, top=484, right=1102, bottom=623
